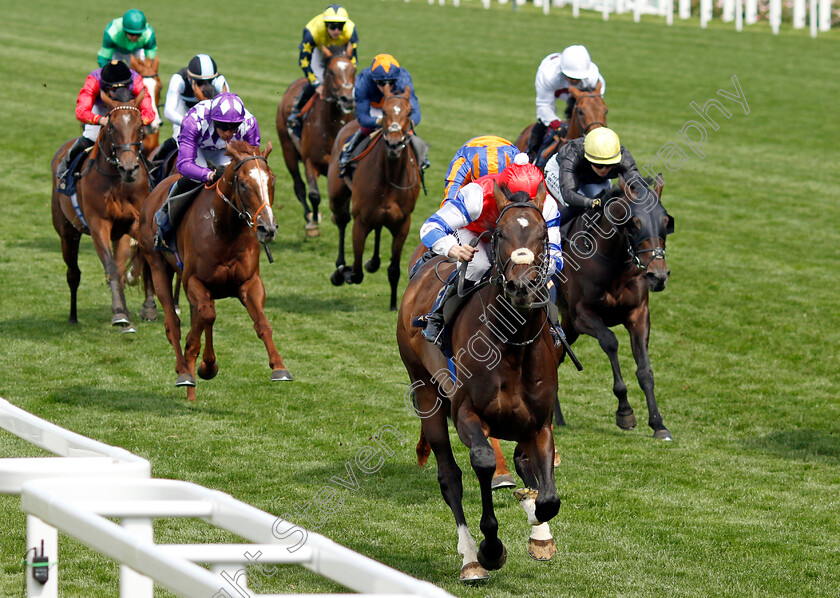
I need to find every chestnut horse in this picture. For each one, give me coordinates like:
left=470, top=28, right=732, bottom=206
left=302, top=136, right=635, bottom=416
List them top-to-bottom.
left=277, top=51, right=355, bottom=237
left=130, top=56, right=162, bottom=157
left=515, top=82, right=607, bottom=168
left=327, top=87, right=421, bottom=311
left=51, top=91, right=150, bottom=330
left=137, top=140, right=292, bottom=401
left=558, top=175, right=674, bottom=439
left=397, top=184, right=561, bottom=581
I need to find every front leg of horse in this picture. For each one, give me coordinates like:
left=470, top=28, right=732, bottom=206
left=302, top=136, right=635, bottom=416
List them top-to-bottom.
left=304, top=161, right=321, bottom=237
left=329, top=208, right=353, bottom=286
left=348, top=218, right=369, bottom=285
left=386, top=218, right=411, bottom=311
left=90, top=221, right=132, bottom=327
left=365, top=227, right=381, bottom=273
left=148, top=261, right=191, bottom=387
left=239, top=277, right=293, bottom=382
left=183, top=281, right=217, bottom=401
left=627, top=309, right=671, bottom=440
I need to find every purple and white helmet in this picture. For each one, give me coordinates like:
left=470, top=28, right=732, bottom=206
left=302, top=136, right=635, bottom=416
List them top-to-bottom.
left=210, top=92, right=246, bottom=123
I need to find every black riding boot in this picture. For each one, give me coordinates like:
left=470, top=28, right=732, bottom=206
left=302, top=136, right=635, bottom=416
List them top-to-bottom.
left=287, top=82, right=315, bottom=138
left=526, top=122, right=548, bottom=164
left=338, top=129, right=364, bottom=178
left=57, top=137, right=95, bottom=188
left=154, top=178, right=201, bottom=251
left=421, top=277, right=459, bottom=348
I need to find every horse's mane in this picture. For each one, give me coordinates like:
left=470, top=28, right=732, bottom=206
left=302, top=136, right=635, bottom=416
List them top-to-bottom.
left=111, top=87, right=134, bottom=103
left=225, top=139, right=259, bottom=159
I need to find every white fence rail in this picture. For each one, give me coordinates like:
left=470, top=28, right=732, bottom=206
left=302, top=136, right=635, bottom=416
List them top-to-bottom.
left=420, top=0, right=834, bottom=37
left=1, top=398, right=454, bottom=598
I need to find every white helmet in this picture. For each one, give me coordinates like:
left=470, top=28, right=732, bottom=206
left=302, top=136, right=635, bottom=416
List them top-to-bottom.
left=560, top=45, right=593, bottom=80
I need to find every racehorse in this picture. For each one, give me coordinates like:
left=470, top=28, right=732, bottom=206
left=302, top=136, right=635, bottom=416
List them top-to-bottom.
left=277, top=49, right=356, bottom=237
left=130, top=56, right=162, bottom=157
left=514, top=82, right=607, bottom=168
left=327, top=87, right=421, bottom=311
left=51, top=90, right=150, bottom=331
left=137, top=140, right=292, bottom=402
left=558, top=175, right=674, bottom=439
left=397, top=183, right=561, bottom=581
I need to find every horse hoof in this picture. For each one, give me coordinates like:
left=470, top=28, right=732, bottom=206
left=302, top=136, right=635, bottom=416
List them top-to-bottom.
left=305, top=224, right=320, bottom=238
left=364, top=258, right=380, bottom=273
left=330, top=268, right=346, bottom=286
left=139, top=307, right=158, bottom=322
left=111, top=313, right=131, bottom=326
left=120, top=325, right=137, bottom=335
left=198, top=362, right=218, bottom=380
left=271, top=369, right=293, bottom=382
left=175, top=373, right=196, bottom=387
left=616, top=412, right=637, bottom=430
left=653, top=429, right=673, bottom=441
left=553, top=449, right=561, bottom=468
left=491, top=474, right=516, bottom=490
left=527, top=538, right=557, bottom=561
left=477, top=540, right=507, bottom=571
left=459, top=562, right=489, bottom=582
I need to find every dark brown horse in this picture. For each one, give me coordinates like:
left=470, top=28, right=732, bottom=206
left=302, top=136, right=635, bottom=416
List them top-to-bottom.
left=277, top=51, right=356, bottom=237
left=130, top=56, right=162, bottom=157
left=515, top=82, right=607, bottom=168
left=327, top=87, right=421, bottom=311
left=51, top=91, right=150, bottom=330
left=137, top=140, right=291, bottom=402
left=558, top=175, right=674, bottom=439
left=397, top=184, right=561, bottom=581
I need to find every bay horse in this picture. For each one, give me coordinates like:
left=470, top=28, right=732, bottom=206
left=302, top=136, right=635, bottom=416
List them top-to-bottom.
left=277, top=50, right=355, bottom=237
left=130, top=56, right=162, bottom=157
left=515, top=82, right=607, bottom=168
left=327, top=87, right=421, bottom=311
left=50, top=90, right=150, bottom=331
left=137, top=140, right=292, bottom=402
left=558, top=175, right=674, bottom=439
left=397, top=183, right=561, bottom=581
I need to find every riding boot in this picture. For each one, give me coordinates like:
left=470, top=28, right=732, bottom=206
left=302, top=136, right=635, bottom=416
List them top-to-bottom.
left=287, top=83, right=315, bottom=139
left=526, top=122, right=548, bottom=164
left=338, top=129, right=364, bottom=178
left=57, top=137, right=95, bottom=189
left=154, top=177, right=199, bottom=251
left=421, top=277, right=459, bottom=348
left=545, top=279, right=563, bottom=348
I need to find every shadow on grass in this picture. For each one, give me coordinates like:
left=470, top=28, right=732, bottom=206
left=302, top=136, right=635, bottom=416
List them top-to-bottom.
left=264, top=290, right=360, bottom=313
left=43, top=384, right=237, bottom=417
left=744, top=429, right=840, bottom=464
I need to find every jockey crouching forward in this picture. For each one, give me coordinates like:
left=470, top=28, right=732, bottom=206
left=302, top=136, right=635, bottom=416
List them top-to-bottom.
left=97, top=9, right=157, bottom=68
left=338, top=53, right=428, bottom=178
left=57, top=60, right=156, bottom=187
left=154, top=92, right=260, bottom=251
left=443, top=135, right=519, bottom=204
left=418, top=153, right=564, bottom=349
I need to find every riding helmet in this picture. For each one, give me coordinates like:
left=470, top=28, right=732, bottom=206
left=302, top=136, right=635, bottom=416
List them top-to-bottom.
left=322, top=4, right=349, bottom=23
left=122, top=9, right=147, bottom=35
left=560, top=45, right=593, bottom=80
left=188, top=54, right=219, bottom=81
left=370, top=54, right=401, bottom=81
left=101, top=60, right=133, bottom=88
left=210, top=92, right=246, bottom=123
left=584, top=128, right=622, bottom=165
left=499, top=153, right=544, bottom=198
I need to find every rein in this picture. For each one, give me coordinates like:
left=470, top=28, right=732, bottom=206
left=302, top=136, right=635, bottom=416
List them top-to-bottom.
left=571, top=92, right=606, bottom=135
left=97, top=105, right=144, bottom=170
left=215, top=155, right=271, bottom=228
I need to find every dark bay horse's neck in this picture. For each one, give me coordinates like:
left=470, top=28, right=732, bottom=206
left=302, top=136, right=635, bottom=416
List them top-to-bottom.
left=574, top=205, right=632, bottom=269
left=477, top=282, right=547, bottom=352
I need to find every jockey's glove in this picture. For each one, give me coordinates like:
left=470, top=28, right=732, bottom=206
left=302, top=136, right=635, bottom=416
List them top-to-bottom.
left=209, top=166, right=225, bottom=183
left=590, top=197, right=602, bottom=209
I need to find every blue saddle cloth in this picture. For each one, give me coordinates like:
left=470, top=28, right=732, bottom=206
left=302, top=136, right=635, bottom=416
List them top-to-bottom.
left=57, top=151, right=87, bottom=198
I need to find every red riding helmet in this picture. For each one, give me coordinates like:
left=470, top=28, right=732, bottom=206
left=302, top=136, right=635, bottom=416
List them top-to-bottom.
left=498, top=153, right=544, bottom=198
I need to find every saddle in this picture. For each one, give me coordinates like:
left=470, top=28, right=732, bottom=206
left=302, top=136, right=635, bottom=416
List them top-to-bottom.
left=535, top=129, right=563, bottom=170
left=57, top=151, right=90, bottom=198
left=154, top=179, right=204, bottom=255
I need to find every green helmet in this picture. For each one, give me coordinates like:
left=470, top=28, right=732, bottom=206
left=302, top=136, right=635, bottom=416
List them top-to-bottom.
left=122, top=9, right=147, bottom=35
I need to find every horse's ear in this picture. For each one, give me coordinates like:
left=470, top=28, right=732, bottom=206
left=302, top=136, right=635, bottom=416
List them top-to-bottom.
left=322, top=46, right=334, bottom=59
left=594, top=80, right=602, bottom=95
left=402, top=86, right=411, bottom=100
left=569, top=86, right=582, bottom=99
left=132, top=87, right=146, bottom=108
left=100, top=90, right=117, bottom=109
left=263, top=140, right=273, bottom=158
left=654, top=173, right=664, bottom=199
left=493, top=182, right=512, bottom=212
left=532, top=182, right=546, bottom=212
left=664, top=211, right=675, bottom=235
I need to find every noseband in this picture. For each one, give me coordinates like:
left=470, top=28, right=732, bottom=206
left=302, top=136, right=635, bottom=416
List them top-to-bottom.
left=572, top=92, right=606, bottom=134
left=382, top=95, right=412, bottom=150
left=101, top=105, right=144, bottom=167
left=216, top=155, right=272, bottom=228
left=490, top=202, right=550, bottom=297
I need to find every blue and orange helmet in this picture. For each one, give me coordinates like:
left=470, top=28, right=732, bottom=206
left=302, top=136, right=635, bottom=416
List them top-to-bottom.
left=370, top=54, right=402, bottom=82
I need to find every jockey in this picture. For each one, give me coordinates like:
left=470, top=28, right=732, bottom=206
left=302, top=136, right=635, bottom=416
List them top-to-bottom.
left=286, top=4, right=358, bottom=138
left=97, top=9, right=157, bottom=67
left=525, top=45, right=606, bottom=164
left=338, top=53, right=425, bottom=178
left=159, top=54, right=230, bottom=160
left=57, top=60, right=156, bottom=186
left=154, top=92, right=260, bottom=250
left=544, top=127, right=649, bottom=223
left=443, top=136, right=519, bottom=204
left=418, top=153, right=564, bottom=348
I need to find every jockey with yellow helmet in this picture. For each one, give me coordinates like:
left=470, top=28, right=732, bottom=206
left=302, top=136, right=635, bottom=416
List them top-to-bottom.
left=287, top=4, right=359, bottom=137
left=97, top=9, right=157, bottom=67
left=526, top=45, right=606, bottom=164
left=544, top=127, right=648, bottom=223
left=443, top=136, right=519, bottom=204
left=417, top=153, right=564, bottom=348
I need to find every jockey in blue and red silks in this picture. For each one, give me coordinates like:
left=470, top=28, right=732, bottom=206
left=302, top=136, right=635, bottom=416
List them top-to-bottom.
left=443, top=135, right=520, bottom=204
left=418, top=153, right=564, bottom=348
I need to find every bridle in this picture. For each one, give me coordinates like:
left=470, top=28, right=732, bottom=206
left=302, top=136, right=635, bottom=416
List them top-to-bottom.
left=323, top=56, right=355, bottom=110
left=570, top=92, right=606, bottom=135
left=381, top=95, right=412, bottom=151
left=98, top=105, right=144, bottom=169
left=215, top=155, right=272, bottom=229
left=490, top=202, right=551, bottom=295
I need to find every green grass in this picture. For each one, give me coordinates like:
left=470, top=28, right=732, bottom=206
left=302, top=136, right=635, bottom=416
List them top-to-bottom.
left=1, top=0, right=839, bottom=596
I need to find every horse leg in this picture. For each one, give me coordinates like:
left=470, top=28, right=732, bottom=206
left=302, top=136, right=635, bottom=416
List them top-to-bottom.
left=281, top=139, right=311, bottom=224
left=303, top=160, right=321, bottom=237
left=329, top=201, right=352, bottom=285
left=88, top=217, right=132, bottom=327
left=348, top=217, right=369, bottom=285
left=386, top=218, right=410, bottom=311
left=58, top=226, right=82, bottom=324
left=364, top=227, right=381, bottom=273
left=114, top=235, right=137, bottom=332
left=146, top=253, right=191, bottom=387
left=139, top=256, right=158, bottom=321
left=239, top=276, right=292, bottom=382
left=183, top=279, right=215, bottom=402
left=626, top=304, right=671, bottom=440
left=575, top=308, right=636, bottom=430
left=455, top=409, right=506, bottom=572
left=513, top=426, right=560, bottom=561
left=416, top=427, right=431, bottom=467
left=489, top=438, right=515, bottom=490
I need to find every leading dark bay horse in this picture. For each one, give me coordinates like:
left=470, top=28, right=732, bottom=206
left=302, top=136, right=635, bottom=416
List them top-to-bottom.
left=277, top=50, right=355, bottom=237
left=130, top=56, right=162, bottom=157
left=515, top=82, right=607, bottom=169
left=327, top=87, right=421, bottom=311
left=51, top=90, right=150, bottom=331
left=137, top=140, right=292, bottom=402
left=558, top=175, right=675, bottom=439
left=397, top=183, right=561, bottom=581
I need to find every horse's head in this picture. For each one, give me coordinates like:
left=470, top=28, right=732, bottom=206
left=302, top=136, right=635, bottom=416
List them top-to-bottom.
left=323, top=52, right=356, bottom=114
left=130, top=55, right=162, bottom=132
left=569, top=82, right=607, bottom=137
left=381, top=88, right=413, bottom=159
left=99, top=90, right=146, bottom=183
left=221, top=140, right=278, bottom=244
left=611, top=175, right=674, bottom=292
left=492, top=181, right=550, bottom=309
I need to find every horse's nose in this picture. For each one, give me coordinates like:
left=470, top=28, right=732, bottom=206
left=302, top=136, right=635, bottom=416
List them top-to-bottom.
left=119, top=163, right=140, bottom=182
left=256, top=223, right=277, bottom=244
left=645, top=270, right=669, bottom=292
